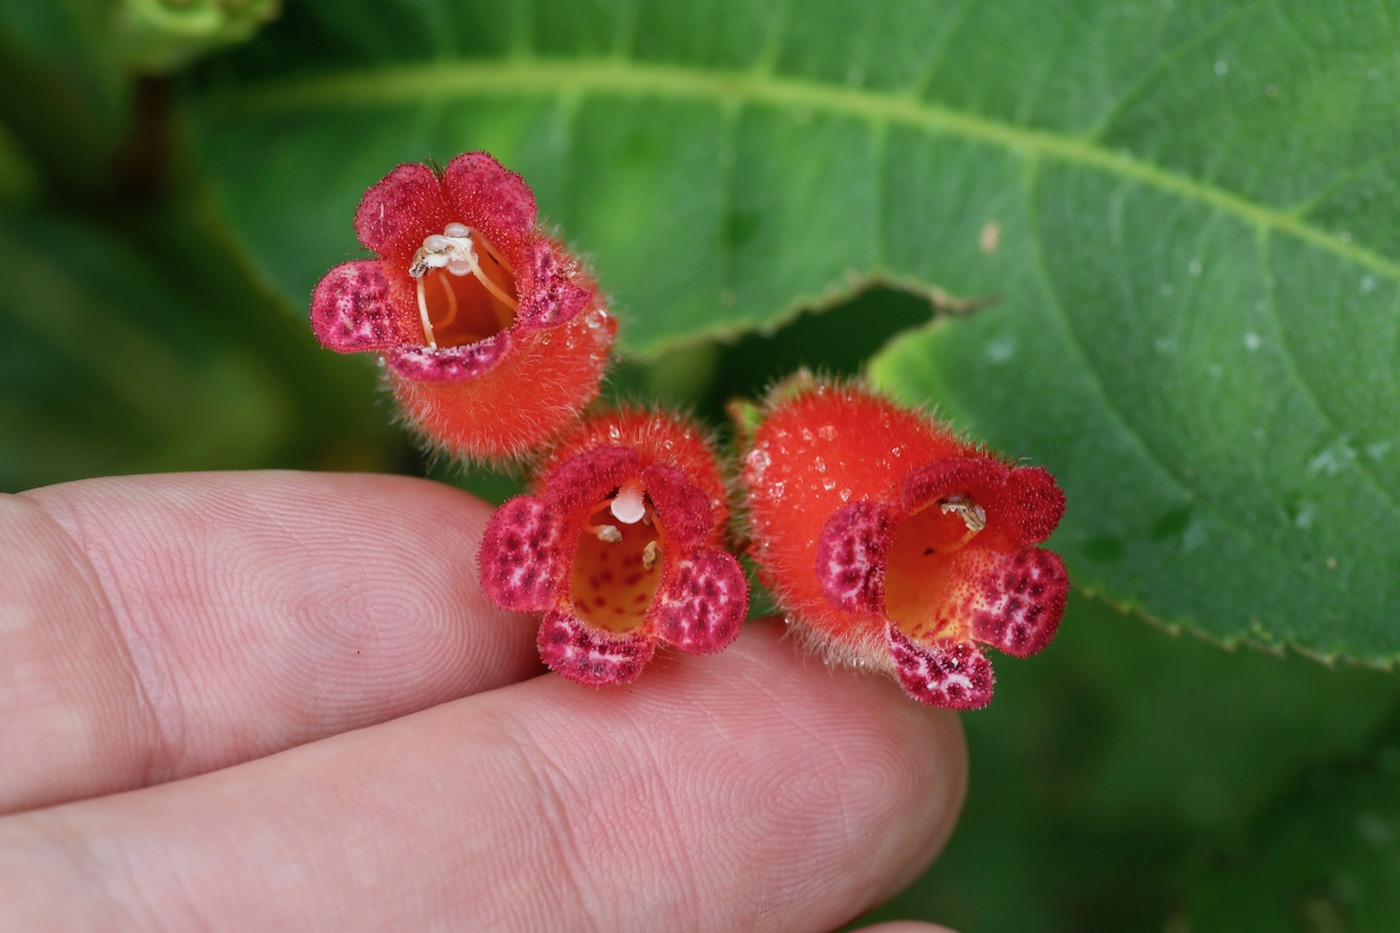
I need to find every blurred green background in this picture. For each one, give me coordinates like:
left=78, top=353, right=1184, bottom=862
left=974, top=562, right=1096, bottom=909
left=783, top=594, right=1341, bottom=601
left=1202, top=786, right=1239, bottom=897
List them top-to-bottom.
left=4, top=2, right=1399, bottom=930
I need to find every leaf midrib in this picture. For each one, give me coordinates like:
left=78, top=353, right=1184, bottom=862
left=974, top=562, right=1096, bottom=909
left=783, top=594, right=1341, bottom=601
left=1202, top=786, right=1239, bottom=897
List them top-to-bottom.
left=216, top=56, right=1400, bottom=283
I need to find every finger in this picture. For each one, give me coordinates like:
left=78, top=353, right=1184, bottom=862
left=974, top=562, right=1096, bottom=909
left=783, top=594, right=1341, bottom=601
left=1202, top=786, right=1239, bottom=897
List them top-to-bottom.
left=1, top=471, right=538, bottom=813
left=1, top=622, right=967, bottom=932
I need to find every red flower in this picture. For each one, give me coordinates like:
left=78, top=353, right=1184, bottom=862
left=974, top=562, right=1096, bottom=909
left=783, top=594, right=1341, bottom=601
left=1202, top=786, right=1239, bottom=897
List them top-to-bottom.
left=309, top=152, right=615, bottom=461
left=738, top=377, right=1068, bottom=709
left=478, top=408, right=748, bottom=685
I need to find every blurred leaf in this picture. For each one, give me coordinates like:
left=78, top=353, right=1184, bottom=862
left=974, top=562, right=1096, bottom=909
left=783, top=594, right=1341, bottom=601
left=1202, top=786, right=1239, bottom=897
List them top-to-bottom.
left=0, top=0, right=129, bottom=193
left=0, top=0, right=125, bottom=120
left=117, top=0, right=282, bottom=74
left=0, top=124, right=38, bottom=207
left=0, top=202, right=400, bottom=492
left=0, top=209, right=287, bottom=488
left=864, top=592, right=1398, bottom=932
left=1185, top=718, right=1400, bottom=932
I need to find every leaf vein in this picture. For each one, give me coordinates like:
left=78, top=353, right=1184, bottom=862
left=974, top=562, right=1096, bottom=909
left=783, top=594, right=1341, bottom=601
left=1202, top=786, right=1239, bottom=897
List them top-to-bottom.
left=218, top=57, right=1400, bottom=286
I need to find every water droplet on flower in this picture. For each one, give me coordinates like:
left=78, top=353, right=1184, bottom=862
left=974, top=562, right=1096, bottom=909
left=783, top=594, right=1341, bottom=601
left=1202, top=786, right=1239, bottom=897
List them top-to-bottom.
left=608, top=425, right=622, bottom=441
left=818, top=425, right=837, bottom=440
left=814, top=457, right=826, bottom=473
left=823, top=479, right=837, bottom=492
left=838, top=488, right=852, bottom=501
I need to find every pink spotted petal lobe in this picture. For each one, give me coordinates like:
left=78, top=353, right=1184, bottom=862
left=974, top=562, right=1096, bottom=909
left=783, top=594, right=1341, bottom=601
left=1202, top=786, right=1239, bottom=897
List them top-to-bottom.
left=353, top=162, right=450, bottom=262
left=514, top=240, right=591, bottom=330
left=309, top=260, right=415, bottom=352
left=385, top=332, right=513, bottom=382
left=639, top=462, right=713, bottom=548
left=478, top=496, right=562, bottom=611
left=816, top=500, right=898, bottom=614
left=653, top=547, right=748, bottom=655
left=967, top=548, right=1068, bottom=657
left=537, top=609, right=654, bottom=686
left=887, top=627, right=995, bottom=710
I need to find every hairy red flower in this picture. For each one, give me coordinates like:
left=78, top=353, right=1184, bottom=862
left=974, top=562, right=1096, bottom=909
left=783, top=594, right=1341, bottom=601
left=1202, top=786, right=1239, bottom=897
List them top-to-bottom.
left=309, top=152, right=615, bottom=461
left=738, top=377, right=1068, bottom=709
left=478, top=409, right=748, bottom=685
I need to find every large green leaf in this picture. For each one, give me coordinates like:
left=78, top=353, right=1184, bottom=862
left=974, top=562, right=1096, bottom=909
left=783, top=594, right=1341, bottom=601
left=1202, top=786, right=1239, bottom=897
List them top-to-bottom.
left=190, top=0, right=1400, bottom=659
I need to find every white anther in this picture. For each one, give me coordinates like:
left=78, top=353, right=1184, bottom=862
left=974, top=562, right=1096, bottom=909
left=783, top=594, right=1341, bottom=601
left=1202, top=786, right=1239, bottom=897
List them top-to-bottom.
left=408, top=223, right=520, bottom=346
left=410, top=226, right=478, bottom=279
left=610, top=480, right=647, bottom=525
left=939, top=495, right=987, bottom=533
left=596, top=525, right=622, bottom=544
left=642, top=540, right=660, bottom=571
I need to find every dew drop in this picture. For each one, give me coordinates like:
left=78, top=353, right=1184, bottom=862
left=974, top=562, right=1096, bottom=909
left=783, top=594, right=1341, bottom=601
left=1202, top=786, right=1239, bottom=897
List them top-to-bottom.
left=818, top=424, right=837, bottom=440
left=814, top=457, right=827, bottom=473
left=838, top=488, right=852, bottom=502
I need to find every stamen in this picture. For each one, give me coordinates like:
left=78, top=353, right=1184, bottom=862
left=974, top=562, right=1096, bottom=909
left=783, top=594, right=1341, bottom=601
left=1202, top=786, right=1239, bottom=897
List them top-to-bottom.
left=409, top=223, right=519, bottom=310
left=438, top=273, right=459, bottom=328
left=415, top=277, right=437, bottom=349
left=610, top=478, right=647, bottom=525
left=936, top=494, right=986, bottom=552
left=940, top=494, right=987, bottom=532
left=582, top=520, right=622, bottom=543
left=642, top=540, right=661, bottom=571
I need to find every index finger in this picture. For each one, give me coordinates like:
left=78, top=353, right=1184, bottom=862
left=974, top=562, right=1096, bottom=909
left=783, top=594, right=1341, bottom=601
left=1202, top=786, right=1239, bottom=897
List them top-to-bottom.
left=1, top=471, right=539, bottom=813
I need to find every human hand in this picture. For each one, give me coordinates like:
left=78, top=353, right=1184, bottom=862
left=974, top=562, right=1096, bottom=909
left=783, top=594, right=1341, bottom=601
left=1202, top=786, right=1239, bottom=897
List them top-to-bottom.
left=1, top=472, right=965, bottom=930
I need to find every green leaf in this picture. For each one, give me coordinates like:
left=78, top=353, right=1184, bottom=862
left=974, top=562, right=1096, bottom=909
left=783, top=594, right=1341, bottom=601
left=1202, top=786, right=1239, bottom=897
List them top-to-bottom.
left=190, top=0, right=1400, bottom=658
